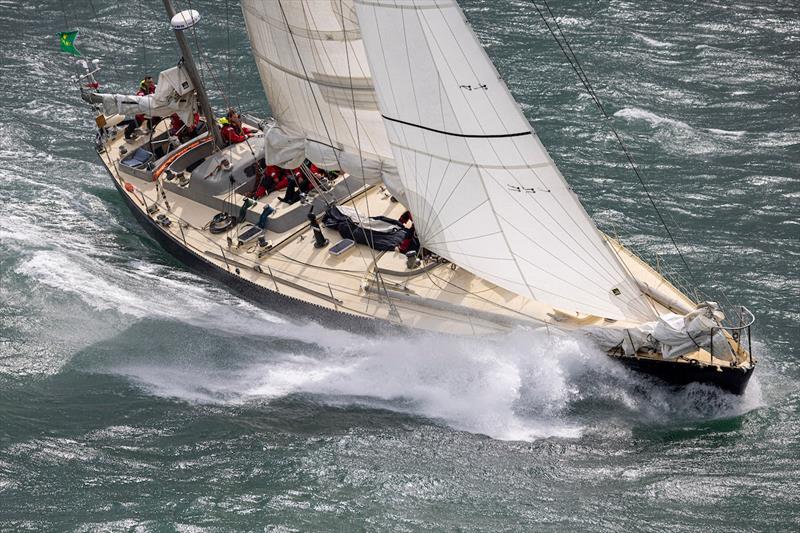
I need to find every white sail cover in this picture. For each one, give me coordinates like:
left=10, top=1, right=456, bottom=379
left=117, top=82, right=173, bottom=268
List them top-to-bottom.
left=241, top=0, right=401, bottom=188
left=355, top=0, right=655, bottom=321
left=97, top=66, right=196, bottom=123
left=588, top=302, right=732, bottom=359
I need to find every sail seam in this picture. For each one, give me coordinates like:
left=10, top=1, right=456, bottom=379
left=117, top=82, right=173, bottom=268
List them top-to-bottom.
left=354, top=0, right=458, bottom=10
left=243, top=3, right=361, bottom=42
left=423, top=4, right=641, bottom=312
left=415, top=5, right=621, bottom=304
left=253, top=50, right=375, bottom=92
left=382, top=114, right=531, bottom=139
left=388, top=141, right=552, bottom=170
left=415, top=164, right=477, bottom=243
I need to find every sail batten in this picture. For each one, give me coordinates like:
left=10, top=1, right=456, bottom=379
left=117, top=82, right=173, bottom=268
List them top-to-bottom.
left=355, top=0, right=657, bottom=321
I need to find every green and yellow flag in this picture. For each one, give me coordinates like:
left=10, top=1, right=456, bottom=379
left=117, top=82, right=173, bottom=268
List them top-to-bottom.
left=59, top=31, right=81, bottom=57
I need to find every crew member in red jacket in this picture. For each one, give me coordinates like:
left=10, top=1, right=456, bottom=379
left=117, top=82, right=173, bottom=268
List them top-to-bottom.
left=123, top=75, right=156, bottom=139
left=135, top=76, right=157, bottom=131
left=220, top=109, right=254, bottom=145
left=169, top=111, right=201, bottom=143
left=253, top=164, right=289, bottom=198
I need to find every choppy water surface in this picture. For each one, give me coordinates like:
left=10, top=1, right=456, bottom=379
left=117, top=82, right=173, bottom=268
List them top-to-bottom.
left=1, top=0, right=798, bottom=530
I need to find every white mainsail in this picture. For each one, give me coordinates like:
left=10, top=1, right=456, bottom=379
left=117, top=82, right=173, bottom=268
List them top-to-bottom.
left=241, top=0, right=400, bottom=189
left=354, top=0, right=655, bottom=321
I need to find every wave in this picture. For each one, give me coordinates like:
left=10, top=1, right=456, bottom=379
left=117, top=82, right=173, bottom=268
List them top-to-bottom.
left=632, top=32, right=675, bottom=48
left=612, top=107, right=762, bottom=155
left=614, top=107, right=692, bottom=130
left=706, top=128, right=746, bottom=138
left=8, top=205, right=763, bottom=442
left=15, top=248, right=287, bottom=331
left=98, top=321, right=763, bottom=442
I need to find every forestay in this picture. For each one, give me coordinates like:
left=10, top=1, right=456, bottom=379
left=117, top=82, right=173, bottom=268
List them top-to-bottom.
left=241, top=0, right=401, bottom=190
left=354, top=0, right=655, bottom=321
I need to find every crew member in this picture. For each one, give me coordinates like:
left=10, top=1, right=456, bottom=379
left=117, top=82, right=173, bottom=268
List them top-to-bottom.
left=122, top=76, right=156, bottom=140
left=137, top=76, right=156, bottom=96
left=220, top=109, right=254, bottom=145
left=169, top=111, right=201, bottom=143
left=252, top=165, right=289, bottom=199
left=280, top=168, right=308, bottom=204
left=397, top=210, right=417, bottom=254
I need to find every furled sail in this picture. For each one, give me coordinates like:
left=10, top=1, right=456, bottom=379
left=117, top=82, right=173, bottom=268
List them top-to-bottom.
left=241, top=0, right=401, bottom=191
left=354, top=0, right=655, bottom=321
left=90, top=66, right=196, bottom=123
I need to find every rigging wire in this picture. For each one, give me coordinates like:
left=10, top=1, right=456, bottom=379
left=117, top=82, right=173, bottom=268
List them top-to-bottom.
left=182, top=0, right=265, bottom=201
left=225, top=0, right=232, bottom=99
left=274, top=0, right=396, bottom=317
left=338, top=0, right=401, bottom=319
left=528, top=0, right=699, bottom=290
left=276, top=8, right=356, bottom=214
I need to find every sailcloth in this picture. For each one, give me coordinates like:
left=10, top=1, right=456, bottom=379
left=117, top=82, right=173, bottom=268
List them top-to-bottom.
left=241, top=0, right=402, bottom=191
left=354, top=0, right=655, bottom=321
left=92, top=66, right=196, bottom=123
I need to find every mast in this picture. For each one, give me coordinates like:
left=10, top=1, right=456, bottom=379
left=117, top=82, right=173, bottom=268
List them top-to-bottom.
left=162, top=0, right=224, bottom=149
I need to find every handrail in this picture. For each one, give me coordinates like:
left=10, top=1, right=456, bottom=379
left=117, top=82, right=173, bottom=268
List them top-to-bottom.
left=710, top=305, right=755, bottom=366
left=718, top=305, right=755, bottom=332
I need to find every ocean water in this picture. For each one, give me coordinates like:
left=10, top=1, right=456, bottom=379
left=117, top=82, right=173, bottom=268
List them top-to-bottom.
left=1, top=0, right=798, bottom=530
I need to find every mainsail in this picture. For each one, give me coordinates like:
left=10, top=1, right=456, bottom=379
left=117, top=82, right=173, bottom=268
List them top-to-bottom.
left=241, top=0, right=402, bottom=192
left=353, top=0, right=655, bottom=321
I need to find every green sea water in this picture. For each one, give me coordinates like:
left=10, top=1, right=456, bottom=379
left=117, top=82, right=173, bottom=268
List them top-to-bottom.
left=1, top=0, right=798, bottom=530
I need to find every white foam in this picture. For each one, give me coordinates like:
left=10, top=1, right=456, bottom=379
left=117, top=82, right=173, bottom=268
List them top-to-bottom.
left=633, top=33, right=674, bottom=48
left=612, top=107, right=756, bottom=155
left=614, top=107, right=691, bottom=130
left=706, top=128, right=746, bottom=138
left=12, top=232, right=764, bottom=442
left=16, top=249, right=285, bottom=330
left=105, top=324, right=763, bottom=442
left=108, top=328, right=590, bottom=440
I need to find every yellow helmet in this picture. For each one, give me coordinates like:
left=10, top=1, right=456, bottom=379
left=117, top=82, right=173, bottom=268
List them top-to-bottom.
left=218, top=117, right=229, bottom=126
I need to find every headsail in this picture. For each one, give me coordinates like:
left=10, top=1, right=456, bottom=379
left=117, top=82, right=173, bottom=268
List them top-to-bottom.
left=241, top=0, right=400, bottom=190
left=354, top=0, right=655, bottom=321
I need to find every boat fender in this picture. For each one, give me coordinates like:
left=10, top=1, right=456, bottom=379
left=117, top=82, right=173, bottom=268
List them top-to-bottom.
left=124, top=182, right=135, bottom=193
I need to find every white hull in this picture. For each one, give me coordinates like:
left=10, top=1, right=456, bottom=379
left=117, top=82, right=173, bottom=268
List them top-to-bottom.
left=94, top=119, right=755, bottom=392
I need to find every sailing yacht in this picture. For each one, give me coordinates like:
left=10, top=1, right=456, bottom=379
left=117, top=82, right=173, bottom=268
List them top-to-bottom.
left=79, top=0, right=756, bottom=393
